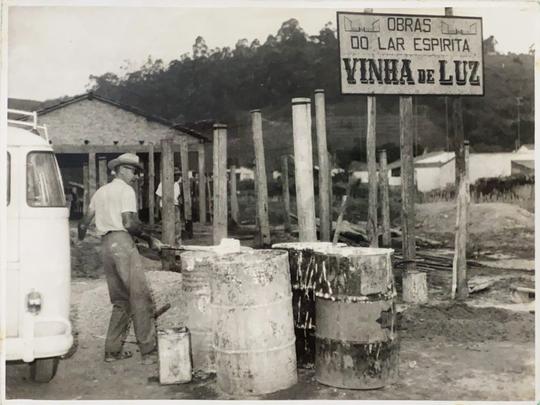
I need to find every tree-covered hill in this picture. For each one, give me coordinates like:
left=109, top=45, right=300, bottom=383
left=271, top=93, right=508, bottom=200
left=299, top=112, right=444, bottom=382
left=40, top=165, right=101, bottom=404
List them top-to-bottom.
left=57, top=19, right=538, bottom=169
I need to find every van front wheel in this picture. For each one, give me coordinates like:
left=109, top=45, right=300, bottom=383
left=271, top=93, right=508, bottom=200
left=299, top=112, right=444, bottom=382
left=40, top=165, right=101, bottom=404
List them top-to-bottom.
left=30, top=357, right=59, bottom=383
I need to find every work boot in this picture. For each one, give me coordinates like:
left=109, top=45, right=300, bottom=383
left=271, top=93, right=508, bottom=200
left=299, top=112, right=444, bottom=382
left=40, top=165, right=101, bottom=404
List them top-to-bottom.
left=141, top=349, right=158, bottom=365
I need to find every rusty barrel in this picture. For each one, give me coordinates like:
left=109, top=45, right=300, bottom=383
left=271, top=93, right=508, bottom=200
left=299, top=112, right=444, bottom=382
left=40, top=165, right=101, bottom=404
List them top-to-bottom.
left=272, top=242, right=346, bottom=367
left=314, top=247, right=399, bottom=389
left=211, top=250, right=297, bottom=395
left=180, top=251, right=215, bottom=372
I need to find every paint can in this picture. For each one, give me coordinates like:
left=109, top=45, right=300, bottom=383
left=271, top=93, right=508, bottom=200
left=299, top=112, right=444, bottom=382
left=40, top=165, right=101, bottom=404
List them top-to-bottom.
left=158, top=327, right=192, bottom=385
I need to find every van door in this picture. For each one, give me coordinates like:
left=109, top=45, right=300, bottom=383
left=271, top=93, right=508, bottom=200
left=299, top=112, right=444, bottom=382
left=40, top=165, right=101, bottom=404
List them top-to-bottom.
left=6, top=150, right=20, bottom=337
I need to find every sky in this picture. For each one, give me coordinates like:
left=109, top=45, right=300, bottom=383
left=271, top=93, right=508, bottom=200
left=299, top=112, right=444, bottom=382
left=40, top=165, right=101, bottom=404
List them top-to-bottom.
left=7, top=1, right=539, bottom=101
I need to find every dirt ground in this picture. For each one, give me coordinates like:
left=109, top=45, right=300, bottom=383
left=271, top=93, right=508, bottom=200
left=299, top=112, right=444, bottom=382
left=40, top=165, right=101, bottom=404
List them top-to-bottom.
left=5, top=202, right=535, bottom=401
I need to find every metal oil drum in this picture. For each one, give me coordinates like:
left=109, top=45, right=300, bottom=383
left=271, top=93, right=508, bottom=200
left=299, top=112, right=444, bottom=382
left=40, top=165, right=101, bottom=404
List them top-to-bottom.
left=314, top=247, right=399, bottom=389
left=211, top=250, right=297, bottom=395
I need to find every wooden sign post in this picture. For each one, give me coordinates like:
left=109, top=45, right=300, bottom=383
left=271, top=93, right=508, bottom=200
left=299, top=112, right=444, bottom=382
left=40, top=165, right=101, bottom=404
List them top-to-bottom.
left=337, top=10, right=484, bottom=303
left=314, top=89, right=331, bottom=242
left=366, top=96, right=378, bottom=247
left=400, top=97, right=427, bottom=303
left=291, top=98, right=317, bottom=242
left=251, top=110, right=271, bottom=246
left=212, top=124, right=228, bottom=245
left=453, top=140, right=470, bottom=300
left=378, top=149, right=391, bottom=247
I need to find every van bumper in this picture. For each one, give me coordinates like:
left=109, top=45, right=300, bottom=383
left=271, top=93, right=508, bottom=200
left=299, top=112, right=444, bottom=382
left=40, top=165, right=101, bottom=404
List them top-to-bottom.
left=5, top=315, right=73, bottom=362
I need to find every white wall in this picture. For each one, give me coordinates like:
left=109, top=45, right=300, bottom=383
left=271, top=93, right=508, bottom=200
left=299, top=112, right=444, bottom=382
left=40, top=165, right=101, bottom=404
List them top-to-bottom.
left=415, top=167, right=441, bottom=192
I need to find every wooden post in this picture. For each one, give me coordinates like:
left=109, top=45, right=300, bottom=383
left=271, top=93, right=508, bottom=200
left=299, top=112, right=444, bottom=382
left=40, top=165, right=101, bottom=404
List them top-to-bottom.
left=445, top=8, right=453, bottom=154
left=314, top=89, right=331, bottom=242
left=366, top=96, right=378, bottom=247
left=400, top=96, right=426, bottom=303
left=454, top=97, right=465, bottom=186
left=291, top=98, right=317, bottom=242
left=251, top=110, right=271, bottom=246
left=213, top=124, right=228, bottom=244
left=180, top=138, right=192, bottom=236
left=161, top=139, right=176, bottom=269
left=453, top=141, right=470, bottom=300
left=148, top=143, right=155, bottom=226
left=197, top=143, right=206, bottom=225
left=379, top=149, right=391, bottom=247
left=328, top=151, right=334, bottom=233
left=88, top=152, right=97, bottom=201
left=281, top=155, right=292, bottom=233
left=98, top=156, right=107, bottom=187
left=137, top=158, right=144, bottom=211
left=82, top=162, right=89, bottom=215
left=230, top=165, right=239, bottom=225
left=206, top=176, right=213, bottom=222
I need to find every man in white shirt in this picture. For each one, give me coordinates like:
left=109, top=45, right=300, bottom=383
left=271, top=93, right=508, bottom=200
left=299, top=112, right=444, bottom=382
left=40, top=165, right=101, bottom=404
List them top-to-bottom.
left=78, top=153, right=164, bottom=365
left=155, top=167, right=184, bottom=243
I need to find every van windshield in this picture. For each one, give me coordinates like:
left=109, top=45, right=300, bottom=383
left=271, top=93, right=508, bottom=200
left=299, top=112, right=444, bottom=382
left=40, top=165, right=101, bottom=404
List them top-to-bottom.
left=27, top=152, right=65, bottom=207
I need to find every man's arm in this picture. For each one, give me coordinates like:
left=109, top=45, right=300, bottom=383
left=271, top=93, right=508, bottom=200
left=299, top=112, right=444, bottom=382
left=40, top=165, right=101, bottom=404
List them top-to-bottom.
left=77, top=208, right=95, bottom=240
left=122, top=212, right=165, bottom=251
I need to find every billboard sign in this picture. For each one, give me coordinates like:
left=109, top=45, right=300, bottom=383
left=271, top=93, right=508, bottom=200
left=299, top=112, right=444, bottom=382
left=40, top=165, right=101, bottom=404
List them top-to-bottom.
left=337, top=12, right=484, bottom=96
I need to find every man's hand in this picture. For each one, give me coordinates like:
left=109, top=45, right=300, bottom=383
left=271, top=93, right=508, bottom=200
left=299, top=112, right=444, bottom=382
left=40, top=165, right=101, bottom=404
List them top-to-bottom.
left=77, top=222, right=87, bottom=241
left=149, top=236, right=167, bottom=253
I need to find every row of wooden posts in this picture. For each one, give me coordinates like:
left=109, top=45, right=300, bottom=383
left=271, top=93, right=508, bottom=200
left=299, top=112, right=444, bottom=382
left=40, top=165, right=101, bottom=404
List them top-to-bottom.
left=79, top=85, right=469, bottom=302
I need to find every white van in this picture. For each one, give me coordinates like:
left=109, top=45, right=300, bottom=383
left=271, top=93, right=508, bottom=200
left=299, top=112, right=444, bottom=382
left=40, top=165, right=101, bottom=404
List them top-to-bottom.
left=5, top=110, right=73, bottom=382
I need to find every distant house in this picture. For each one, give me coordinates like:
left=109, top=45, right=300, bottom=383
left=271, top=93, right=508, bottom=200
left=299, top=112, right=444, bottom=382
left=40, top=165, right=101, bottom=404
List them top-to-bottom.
left=15, top=92, right=210, bottom=217
left=389, top=148, right=535, bottom=192
left=349, top=160, right=401, bottom=186
left=228, top=166, right=255, bottom=181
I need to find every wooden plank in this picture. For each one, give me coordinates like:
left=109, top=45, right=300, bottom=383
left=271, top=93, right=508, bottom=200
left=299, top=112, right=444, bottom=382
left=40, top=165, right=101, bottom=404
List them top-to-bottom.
left=314, top=89, right=331, bottom=242
left=366, top=96, right=378, bottom=247
left=400, top=96, right=416, bottom=272
left=291, top=98, right=317, bottom=242
left=251, top=110, right=271, bottom=246
left=213, top=124, right=228, bottom=244
left=148, top=143, right=155, bottom=225
left=197, top=143, right=207, bottom=225
left=379, top=149, right=391, bottom=247
left=281, top=155, right=292, bottom=233
left=98, top=156, right=107, bottom=188
left=230, top=165, right=239, bottom=225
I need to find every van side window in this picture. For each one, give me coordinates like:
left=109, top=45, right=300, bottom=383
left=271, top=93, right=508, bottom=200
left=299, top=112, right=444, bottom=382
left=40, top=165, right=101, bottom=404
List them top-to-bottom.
left=7, top=152, right=10, bottom=205
left=27, top=152, right=65, bottom=207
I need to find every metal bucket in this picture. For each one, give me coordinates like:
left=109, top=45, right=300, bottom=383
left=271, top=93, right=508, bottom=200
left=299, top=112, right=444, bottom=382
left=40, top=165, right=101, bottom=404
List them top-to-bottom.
left=211, top=250, right=297, bottom=395
left=157, top=327, right=192, bottom=385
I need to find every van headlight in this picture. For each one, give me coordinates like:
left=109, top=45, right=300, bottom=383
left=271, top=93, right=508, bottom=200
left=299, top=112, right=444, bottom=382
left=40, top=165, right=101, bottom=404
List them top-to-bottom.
left=27, top=290, right=42, bottom=315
